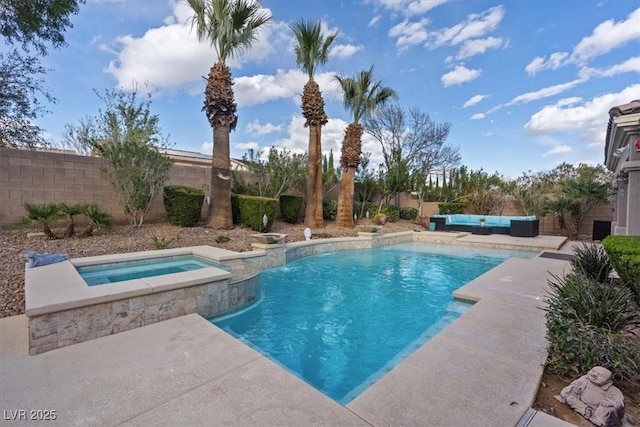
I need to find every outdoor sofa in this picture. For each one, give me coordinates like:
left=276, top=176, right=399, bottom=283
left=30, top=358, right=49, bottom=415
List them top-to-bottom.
left=429, top=214, right=539, bottom=237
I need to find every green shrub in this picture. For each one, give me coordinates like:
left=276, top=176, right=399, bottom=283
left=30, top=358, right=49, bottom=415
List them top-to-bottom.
left=163, top=186, right=204, bottom=227
left=230, top=194, right=241, bottom=224
left=237, top=195, right=277, bottom=232
left=279, top=195, right=303, bottom=224
left=322, top=199, right=338, bottom=221
left=353, top=201, right=376, bottom=220
left=438, top=202, right=466, bottom=214
left=379, top=204, right=400, bottom=222
left=399, top=207, right=419, bottom=221
left=372, top=213, right=387, bottom=225
left=151, top=235, right=174, bottom=250
left=215, top=235, right=230, bottom=244
left=602, top=235, right=640, bottom=297
left=544, top=241, right=640, bottom=394
left=570, top=242, right=612, bottom=283
left=545, top=272, right=635, bottom=332
left=545, top=318, right=640, bottom=393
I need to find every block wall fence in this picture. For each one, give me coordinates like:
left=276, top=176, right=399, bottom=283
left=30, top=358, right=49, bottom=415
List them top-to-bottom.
left=0, top=148, right=612, bottom=237
left=0, top=148, right=211, bottom=227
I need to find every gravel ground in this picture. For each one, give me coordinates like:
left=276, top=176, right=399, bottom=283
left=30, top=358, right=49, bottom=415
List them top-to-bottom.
left=0, top=219, right=417, bottom=319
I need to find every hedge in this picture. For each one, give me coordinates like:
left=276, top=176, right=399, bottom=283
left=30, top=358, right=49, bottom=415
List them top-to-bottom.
left=163, top=186, right=204, bottom=227
left=237, top=195, right=277, bottom=232
left=280, top=195, right=303, bottom=224
left=438, top=202, right=466, bottom=214
left=602, top=235, right=640, bottom=298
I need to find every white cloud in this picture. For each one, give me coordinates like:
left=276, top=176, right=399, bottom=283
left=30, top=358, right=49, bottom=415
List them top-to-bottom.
left=373, top=0, right=449, bottom=17
left=104, top=1, right=282, bottom=92
left=429, top=5, right=505, bottom=48
left=524, top=6, right=640, bottom=74
left=571, top=7, right=640, bottom=64
left=368, top=15, right=381, bottom=27
left=388, top=19, right=429, bottom=51
left=456, top=36, right=503, bottom=60
left=330, top=44, right=364, bottom=59
left=524, top=52, right=568, bottom=75
left=585, top=56, right=640, bottom=78
left=524, top=57, right=545, bottom=76
left=441, top=65, right=481, bottom=87
left=234, top=70, right=341, bottom=107
left=506, top=78, right=587, bottom=106
left=524, top=83, right=640, bottom=138
left=463, top=94, right=487, bottom=108
left=471, top=113, right=485, bottom=120
left=268, top=115, right=386, bottom=167
left=273, top=116, right=347, bottom=156
left=245, top=119, right=283, bottom=136
left=203, top=140, right=260, bottom=156
left=233, top=141, right=261, bottom=153
left=542, top=145, right=572, bottom=157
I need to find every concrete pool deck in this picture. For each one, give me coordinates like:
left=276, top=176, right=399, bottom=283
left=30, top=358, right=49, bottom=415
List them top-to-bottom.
left=1, top=233, right=577, bottom=426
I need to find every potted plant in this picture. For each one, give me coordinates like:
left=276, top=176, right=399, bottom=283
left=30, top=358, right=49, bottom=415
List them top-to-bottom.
left=479, top=217, right=486, bottom=227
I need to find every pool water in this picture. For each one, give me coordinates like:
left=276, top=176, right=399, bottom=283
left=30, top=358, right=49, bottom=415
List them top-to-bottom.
left=212, top=242, right=534, bottom=404
left=78, top=255, right=230, bottom=286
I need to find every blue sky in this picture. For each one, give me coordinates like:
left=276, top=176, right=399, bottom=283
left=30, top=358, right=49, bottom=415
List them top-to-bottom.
left=35, top=0, right=640, bottom=178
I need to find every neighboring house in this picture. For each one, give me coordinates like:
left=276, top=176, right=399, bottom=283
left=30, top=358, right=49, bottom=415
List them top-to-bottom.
left=604, top=100, right=640, bottom=236
left=161, top=148, right=249, bottom=171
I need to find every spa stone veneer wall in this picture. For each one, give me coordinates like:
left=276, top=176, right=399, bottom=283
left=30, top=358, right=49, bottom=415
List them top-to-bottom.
left=29, top=270, right=260, bottom=355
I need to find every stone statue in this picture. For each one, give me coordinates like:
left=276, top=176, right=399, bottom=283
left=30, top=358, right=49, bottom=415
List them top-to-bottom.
left=555, top=366, right=625, bottom=427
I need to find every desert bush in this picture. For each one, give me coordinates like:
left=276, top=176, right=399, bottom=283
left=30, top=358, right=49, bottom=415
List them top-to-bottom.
left=163, top=186, right=204, bottom=227
left=237, top=195, right=277, bottom=232
left=279, top=195, right=303, bottom=224
left=322, top=199, right=338, bottom=221
left=353, top=201, right=376, bottom=220
left=438, top=202, right=465, bottom=214
left=379, top=204, right=400, bottom=222
left=399, top=207, right=419, bottom=221
left=372, top=213, right=387, bottom=225
left=151, top=235, right=174, bottom=250
left=215, top=235, right=230, bottom=244
left=570, top=242, right=612, bottom=283
left=545, top=272, right=635, bottom=332
left=545, top=318, right=640, bottom=393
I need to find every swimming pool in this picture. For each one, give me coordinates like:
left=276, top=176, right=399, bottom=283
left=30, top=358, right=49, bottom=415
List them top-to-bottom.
left=212, top=242, right=535, bottom=404
left=77, top=255, right=231, bottom=286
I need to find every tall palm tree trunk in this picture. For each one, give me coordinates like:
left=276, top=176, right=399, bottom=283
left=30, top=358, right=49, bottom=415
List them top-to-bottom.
left=335, top=123, right=362, bottom=228
left=305, top=124, right=324, bottom=228
left=206, top=125, right=233, bottom=229
left=336, top=168, right=355, bottom=228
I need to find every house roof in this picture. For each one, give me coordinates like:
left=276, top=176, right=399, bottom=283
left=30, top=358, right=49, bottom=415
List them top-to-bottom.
left=604, top=100, right=640, bottom=169
left=161, top=148, right=248, bottom=170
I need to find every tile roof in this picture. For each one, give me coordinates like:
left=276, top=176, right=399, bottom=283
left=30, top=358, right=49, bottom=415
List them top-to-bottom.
left=605, top=99, right=640, bottom=165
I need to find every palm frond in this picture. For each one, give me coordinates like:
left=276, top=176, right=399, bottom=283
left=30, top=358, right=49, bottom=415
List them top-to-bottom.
left=290, top=19, right=337, bottom=79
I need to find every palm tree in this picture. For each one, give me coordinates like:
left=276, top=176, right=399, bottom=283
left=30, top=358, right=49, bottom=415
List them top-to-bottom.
left=186, top=0, right=271, bottom=229
left=290, top=19, right=337, bottom=229
left=335, top=66, right=396, bottom=228
left=21, top=203, right=63, bottom=239
left=59, top=203, right=87, bottom=238
left=80, top=203, right=112, bottom=238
